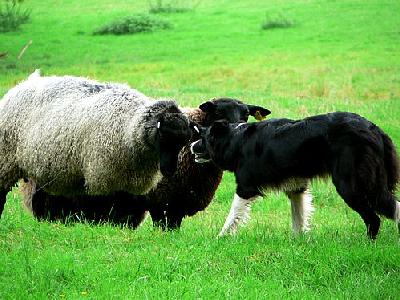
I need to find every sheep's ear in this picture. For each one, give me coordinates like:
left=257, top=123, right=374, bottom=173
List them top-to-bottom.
left=199, top=101, right=217, bottom=113
left=247, top=105, right=271, bottom=121
left=157, top=113, right=168, bottom=130
left=210, top=120, right=229, bottom=136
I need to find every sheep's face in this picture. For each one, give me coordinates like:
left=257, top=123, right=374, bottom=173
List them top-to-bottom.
left=199, top=98, right=271, bottom=126
left=157, top=113, right=192, bottom=177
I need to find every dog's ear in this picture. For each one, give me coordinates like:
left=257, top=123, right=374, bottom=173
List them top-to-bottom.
left=199, top=101, right=217, bottom=113
left=247, top=105, right=271, bottom=121
left=210, top=120, right=230, bottom=136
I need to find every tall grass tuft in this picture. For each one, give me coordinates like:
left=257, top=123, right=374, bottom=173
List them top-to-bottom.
left=0, top=0, right=31, bottom=32
left=261, top=11, right=294, bottom=30
left=93, top=14, right=172, bottom=35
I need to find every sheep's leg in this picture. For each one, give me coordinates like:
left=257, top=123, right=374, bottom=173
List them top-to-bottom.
left=0, top=189, right=9, bottom=217
left=218, top=194, right=258, bottom=237
left=150, top=208, right=169, bottom=230
left=150, top=208, right=183, bottom=231
left=125, top=211, right=148, bottom=230
left=166, top=214, right=183, bottom=230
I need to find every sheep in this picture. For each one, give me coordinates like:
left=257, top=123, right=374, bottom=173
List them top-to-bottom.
left=0, top=70, right=193, bottom=218
left=20, top=98, right=271, bottom=229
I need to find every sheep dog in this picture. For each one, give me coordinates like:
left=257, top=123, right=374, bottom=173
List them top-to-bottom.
left=20, top=98, right=271, bottom=229
left=191, top=112, right=400, bottom=239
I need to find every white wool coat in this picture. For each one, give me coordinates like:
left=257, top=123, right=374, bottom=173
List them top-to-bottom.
left=0, top=71, right=181, bottom=195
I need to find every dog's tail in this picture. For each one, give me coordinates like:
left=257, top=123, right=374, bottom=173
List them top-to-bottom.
left=373, top=126, right=400, bottom=226
left=378, top=128, right=400, bottom=193
left=374, top=189, right=399, bottom=221
left=373, top=191, right=400, bottom=235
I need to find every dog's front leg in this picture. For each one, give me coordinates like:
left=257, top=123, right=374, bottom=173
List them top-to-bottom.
left=218, top=194, right=258, bottom=237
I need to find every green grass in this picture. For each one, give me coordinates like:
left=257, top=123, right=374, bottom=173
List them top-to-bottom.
left=1, top=0, right=400, bottom=298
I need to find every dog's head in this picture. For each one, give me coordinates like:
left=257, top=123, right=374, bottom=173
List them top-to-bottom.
left=192, top=98, right=270, bottom=164
left=199, top=98, right=270, bottom=126
left=190, top=120, right=234, bottom=165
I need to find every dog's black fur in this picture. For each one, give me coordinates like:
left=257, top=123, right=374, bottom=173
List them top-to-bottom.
left=192, top=112, right=400, bottom=239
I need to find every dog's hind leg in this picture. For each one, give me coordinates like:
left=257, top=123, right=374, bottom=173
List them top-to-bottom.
left=330, top=148, right=383, bottom=239
left=332, top=176, right=381, bottom=239
left=286, top=188, right=314, bottom=234
left=336, top=188, right=380, bottom=239
left=218, top=193, right=258, bottom=237
left=354, top=203, right=381, bottom=240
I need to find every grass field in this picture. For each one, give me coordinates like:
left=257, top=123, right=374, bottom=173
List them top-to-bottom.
left=1, top=0, right=400, bottom=298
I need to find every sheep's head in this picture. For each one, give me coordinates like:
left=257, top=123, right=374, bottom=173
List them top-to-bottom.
left=156, top=113, right=194, bottom=177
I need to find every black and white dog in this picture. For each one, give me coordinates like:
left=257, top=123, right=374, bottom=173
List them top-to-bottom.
left=191, top=112, right=400, bottom=239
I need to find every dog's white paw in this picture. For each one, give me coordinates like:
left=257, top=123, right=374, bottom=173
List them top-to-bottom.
left=217, top=226, right=237, bottom=238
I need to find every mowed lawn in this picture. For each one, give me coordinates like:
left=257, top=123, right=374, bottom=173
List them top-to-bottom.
left=0, top=0, right=399, bottom=299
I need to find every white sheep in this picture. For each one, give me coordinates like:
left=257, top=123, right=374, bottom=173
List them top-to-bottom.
left=0, top=70, right=192, bottom=217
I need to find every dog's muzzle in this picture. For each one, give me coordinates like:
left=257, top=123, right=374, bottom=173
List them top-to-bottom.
left=190, top=139, right=211, bottom=163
